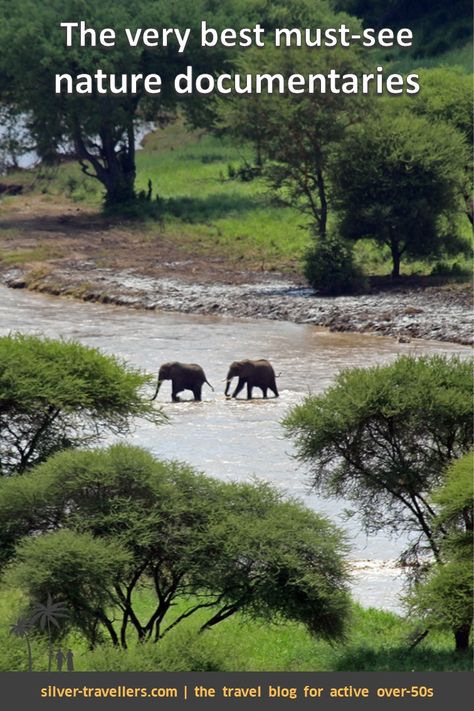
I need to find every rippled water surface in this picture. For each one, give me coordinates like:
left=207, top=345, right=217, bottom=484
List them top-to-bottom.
left=1, top=286, right=469, bottom=611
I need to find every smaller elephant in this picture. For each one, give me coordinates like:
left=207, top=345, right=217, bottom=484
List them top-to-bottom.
left=225, top=359, right=279, bottom=400
left=152, top=362, right=214, bottom=402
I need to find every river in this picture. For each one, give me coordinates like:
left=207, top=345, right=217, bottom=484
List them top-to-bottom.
left=1, top=285, right=469, bottom=612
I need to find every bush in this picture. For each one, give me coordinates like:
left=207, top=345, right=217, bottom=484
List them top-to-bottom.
left=303, top=235, right=367, bottom=295
left=430, top=260, right=471, bottom=277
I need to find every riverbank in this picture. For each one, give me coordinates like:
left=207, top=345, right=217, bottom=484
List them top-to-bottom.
left=0, top=194, right=472, bottom=345
left=2, top=261, right=472, bottom=345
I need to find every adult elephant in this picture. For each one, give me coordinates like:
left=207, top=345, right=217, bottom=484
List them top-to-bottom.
left=225, top=359, right=279, bottom=400
left=152, top=362, right=214, bottom=402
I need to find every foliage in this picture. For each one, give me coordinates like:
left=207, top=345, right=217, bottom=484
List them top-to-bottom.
left=0, top=0, right=231, bottom=205
left=334, top=1, right=472, bottom=57
left=217, top=38, right=371, bottom=238
left=403, top=67, right=474, bottom=225
left=405, top=68, right=473, bottom=145
left=330, top=111, right=469, bottom=276
left=304, top=233, right=367, bottom=294
left=0, top=334, right=161, bottom=475
left=284, top=355, right=473, bottom=562
left=284, top=355, right=473, bottom=650
left=0, top=444, right=350, bottom=648
left=405, top=454, right=473, bottom=651
left=7, top=532, right=132, bottom=648
left=1, top=583, right=471, bottom=671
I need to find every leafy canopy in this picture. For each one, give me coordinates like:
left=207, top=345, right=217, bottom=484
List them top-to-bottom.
left=0, top=0, right=234, bottom=203
left=330, top=111, right=469, bottom=277
left=0, top=334, right=161, bottom=475
left=284, top=354, right=473, bottom=563
left=0, top=444, right=350, bottom=648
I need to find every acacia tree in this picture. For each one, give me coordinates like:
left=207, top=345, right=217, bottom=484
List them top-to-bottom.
left=330, top=111, right=468, bottom=277
left=0, top=334, right=161, bottom=475
left=284, top=355, right=473, bottom=649
left=1, top=444, right=350, bottom=649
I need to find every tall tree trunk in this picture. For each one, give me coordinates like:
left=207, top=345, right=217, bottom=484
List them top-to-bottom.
left=316, top=167, right=327, bottom=239
left=389, top=234, right=401, bottom=278
left=454, top=623, right=471, bottom=652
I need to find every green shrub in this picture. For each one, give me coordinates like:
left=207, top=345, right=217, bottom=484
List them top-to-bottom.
left=303, top=235, right=367, bottom=295
left=430, top=260, right=471, bottom=277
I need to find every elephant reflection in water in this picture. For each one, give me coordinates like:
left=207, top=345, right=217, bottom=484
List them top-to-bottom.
left=225, top=359, right=279, bottom=400
left=152, top=362, right=214, bottom=402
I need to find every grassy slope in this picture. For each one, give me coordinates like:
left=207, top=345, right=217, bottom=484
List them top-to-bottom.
left=1, top=587, right=471, bottom=672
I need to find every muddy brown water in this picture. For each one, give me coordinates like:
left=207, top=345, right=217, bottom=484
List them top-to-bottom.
left=1, top=285, right=470, bottom=612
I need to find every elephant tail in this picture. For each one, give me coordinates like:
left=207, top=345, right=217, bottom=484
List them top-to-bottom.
left=205, top=379, right=215, bottom=392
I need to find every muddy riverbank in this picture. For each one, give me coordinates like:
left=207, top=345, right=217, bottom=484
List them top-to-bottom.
left=2, top=261, right=472, bottom=345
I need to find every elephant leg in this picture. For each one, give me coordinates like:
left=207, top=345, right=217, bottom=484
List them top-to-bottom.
left=232, top=378, right=245, bottom=398
left=270, top=380, right=279, bottom=398
left=171, top=383, right=181, bottom=402
left=247, top=383, right=253, bottom=400
left=193, top=384, right=202, bottom=401
left=261, top=387, right=268, bottom=399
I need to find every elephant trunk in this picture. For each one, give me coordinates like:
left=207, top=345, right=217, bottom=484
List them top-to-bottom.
left=151, top=379, right=163, bottom=401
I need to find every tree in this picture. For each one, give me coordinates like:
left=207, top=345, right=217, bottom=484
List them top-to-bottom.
left=0, top=0, right=229, bottom=206
left=334, top=1, right=472, bottom=56
left=217, top=34, right=370, bottom=238
left=403, top=68, right=473, bottom=225
left=330, top=111, right=469, bottom=277
left=0, top=334, right=161, bottom=475
left=284, top=355, right=473, bottom=649
left=284, top=355, right=472, bottom=563
left=1, top=444, right=350, bottom=649
left=406, top=454, right=473, bottom=652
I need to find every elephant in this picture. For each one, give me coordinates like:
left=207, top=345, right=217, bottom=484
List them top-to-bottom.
left=224, top=359, right=279, bottom=400
left=151, top=362, right=214, bottom=402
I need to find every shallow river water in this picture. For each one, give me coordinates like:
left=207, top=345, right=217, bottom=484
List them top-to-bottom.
left=1, top=285, right=469, bottom=612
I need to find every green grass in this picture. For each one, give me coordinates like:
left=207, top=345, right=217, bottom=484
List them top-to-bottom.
left=3, top=118, right=472, bottom=278
left=136, top=130, right=311, bottom=269
left=0, top=245, right=64, bottom=264
left=0, top=587, right=471, bottom=672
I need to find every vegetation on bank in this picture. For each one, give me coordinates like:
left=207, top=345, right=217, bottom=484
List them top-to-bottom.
left=0, top=1, right=472, bottom=289
left=1, top=124, right=472, bottom=281
left=0, top=334, right=162, bottom=475
left=0, top=443, right=351, bottom=651
left=1, top=588, right=472, bottom=672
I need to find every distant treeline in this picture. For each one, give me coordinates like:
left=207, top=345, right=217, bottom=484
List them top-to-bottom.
left=334, top=0, right=472, bottom=55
